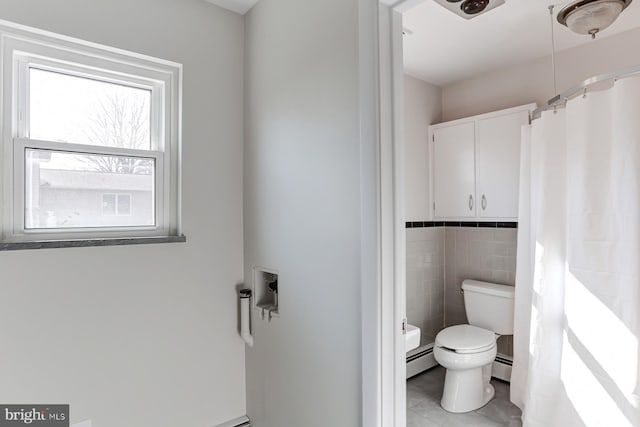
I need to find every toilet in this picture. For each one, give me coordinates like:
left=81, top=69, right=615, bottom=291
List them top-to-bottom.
left=433, top=279, right=515, bottom=413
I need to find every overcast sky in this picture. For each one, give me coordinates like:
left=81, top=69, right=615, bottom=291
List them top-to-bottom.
left=29, top=68, right=151, bottom=171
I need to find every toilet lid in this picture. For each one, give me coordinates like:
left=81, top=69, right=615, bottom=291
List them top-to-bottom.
left=435, top=325, right=496, bottom=354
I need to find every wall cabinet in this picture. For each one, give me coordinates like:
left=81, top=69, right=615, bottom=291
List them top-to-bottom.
left=429, top=104, right=534, bottom=221
left=432, top=122, right=476, bottom=218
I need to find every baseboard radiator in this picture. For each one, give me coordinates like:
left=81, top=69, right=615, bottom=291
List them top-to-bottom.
left=406, top=343, right=513, bottom=382
left=406, top=344, right=438, bottom=379
left=492, top=353, right=513, bottom=382
left=214, top=415, right=250, bottom=427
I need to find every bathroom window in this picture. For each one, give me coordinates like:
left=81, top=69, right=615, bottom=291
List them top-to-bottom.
left=0, top=26, right=182, bottom=242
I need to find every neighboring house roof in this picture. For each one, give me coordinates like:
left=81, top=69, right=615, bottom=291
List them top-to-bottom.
left=39, top=168, right=153, bottom=191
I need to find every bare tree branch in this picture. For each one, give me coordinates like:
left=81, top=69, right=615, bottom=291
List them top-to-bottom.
left=80, top=91, right=152, bottom=175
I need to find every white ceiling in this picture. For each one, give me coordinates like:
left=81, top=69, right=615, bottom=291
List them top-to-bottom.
left=204, top=0, right=260, bottom=14
left=403, top=0, right=640, bottom=86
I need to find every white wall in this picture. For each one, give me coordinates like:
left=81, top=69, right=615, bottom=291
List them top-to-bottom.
left=243, top=0, right=362, bottom=426
left=0, top=1, right=246, bottom=426
left=442, top=28, right=640, bottom=121
left=404, top=74, right=441, bottom=221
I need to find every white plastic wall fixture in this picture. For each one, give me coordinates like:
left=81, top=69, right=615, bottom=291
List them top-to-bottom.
left=240, top=291, right=254, bottom=347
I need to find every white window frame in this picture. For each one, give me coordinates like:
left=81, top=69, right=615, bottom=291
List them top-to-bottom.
left=0, top=22, right=182, bottom=241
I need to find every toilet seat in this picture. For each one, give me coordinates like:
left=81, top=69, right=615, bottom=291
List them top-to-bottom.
left=435, top=325, right=496, bottom=354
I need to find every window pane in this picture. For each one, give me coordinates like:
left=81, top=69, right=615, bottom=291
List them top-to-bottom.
left=29, top=68, right=152, bottom=150
left=25, top=149, right=155, bottom=229
left=102, top=194, right=116, bottom=216
left=117, top=194, right=132, bottom=216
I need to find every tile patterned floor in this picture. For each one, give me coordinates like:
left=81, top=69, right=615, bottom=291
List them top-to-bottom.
left=407, top=367, right=523, bottom=427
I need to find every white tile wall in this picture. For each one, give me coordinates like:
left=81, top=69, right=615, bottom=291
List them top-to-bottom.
left=406, top=225, right=517, bottom=355
left=406, top=227, right=445, bottom=346
left=444, top=227, right=517, bottom=356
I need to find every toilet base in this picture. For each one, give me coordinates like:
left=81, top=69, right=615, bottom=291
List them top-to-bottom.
left=440, top=363, right=495, bottom=413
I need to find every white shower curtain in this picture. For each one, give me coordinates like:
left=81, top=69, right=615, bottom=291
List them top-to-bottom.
left=511, top=76, right=640, bottom=427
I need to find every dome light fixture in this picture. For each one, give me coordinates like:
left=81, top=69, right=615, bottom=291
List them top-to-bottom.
left=557, top=0, right=633, bottom=39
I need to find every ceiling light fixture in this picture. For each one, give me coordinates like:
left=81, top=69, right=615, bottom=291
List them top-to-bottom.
left=433, top=0, right=505, bottom=19
left=557, top=0, right=633, bottom=39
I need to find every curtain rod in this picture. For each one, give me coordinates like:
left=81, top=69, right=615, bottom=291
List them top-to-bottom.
left=530, top=63, right=640, bottom=122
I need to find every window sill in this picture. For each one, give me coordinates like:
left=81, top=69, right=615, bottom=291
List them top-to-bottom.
left=0, top=235, right=186, bottom=251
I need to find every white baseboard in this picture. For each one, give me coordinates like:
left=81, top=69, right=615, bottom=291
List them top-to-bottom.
left=214, top=415, right=250, bottom=427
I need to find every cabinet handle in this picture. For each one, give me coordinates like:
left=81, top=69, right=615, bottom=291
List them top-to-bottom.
left=482, top=194, right=487, bottom=211
left=468, top=195, right=474, bottom=211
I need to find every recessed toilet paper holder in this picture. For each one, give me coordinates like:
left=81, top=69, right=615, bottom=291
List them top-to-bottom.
left=253, top=267, right=279, bottom=322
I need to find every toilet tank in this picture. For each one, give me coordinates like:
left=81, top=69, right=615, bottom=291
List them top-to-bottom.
left=462, top=279, right=515, bottom=335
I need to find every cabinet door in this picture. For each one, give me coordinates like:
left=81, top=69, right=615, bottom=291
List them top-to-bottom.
left=476, top=111, right=528, bottom=219
left=433, top=122, right=476, bottom=219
